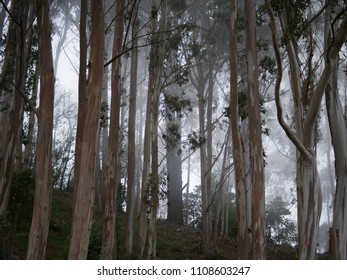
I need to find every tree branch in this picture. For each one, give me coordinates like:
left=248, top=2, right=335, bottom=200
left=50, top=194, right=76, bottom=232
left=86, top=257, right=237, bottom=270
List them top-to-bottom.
left=0, top=0, right=20, bottom=27
left=265, top=0, right=312, bottom=160
left=304, top=9, right=347, bottom=145
left=12, top=82, right=38, bottom=117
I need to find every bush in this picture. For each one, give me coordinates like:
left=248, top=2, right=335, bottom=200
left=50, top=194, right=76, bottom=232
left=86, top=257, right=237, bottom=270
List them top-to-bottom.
left=266, top=196, right=296, bottom=245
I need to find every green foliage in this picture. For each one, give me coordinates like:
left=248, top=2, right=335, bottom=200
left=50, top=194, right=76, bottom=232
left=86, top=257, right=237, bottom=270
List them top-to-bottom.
left=168, top=0, right=187, bottom=17
left=271, top=0, right=311, bottom=40
left=151, top=5, right=158, bottom=20
left=25, top=24, right=39, bottom=105
left=189, top=40, right=207, bottom=60
left=259, top=55, right=276, bottom=80
left=162, top=92, right=192, bottom=120
left=162, top=92, right=192, bottom=150
left=100, top=101, right=109, bottom=129
left=163, top=122, right=181, bottom=150
left=184, top=131, right=206, bottom=152
left=0, top=169, right=35, bottom=259
left=8, top=169, right=35, bottom=220
left=144, top=171, right=168, bottom=213
left=117, top=182, right=126, bottom=213
left=183, top=187, right=202, bottom=229
left=266, top=196, right=296, bottom=244
left=87, top=220, right=102, bottom=260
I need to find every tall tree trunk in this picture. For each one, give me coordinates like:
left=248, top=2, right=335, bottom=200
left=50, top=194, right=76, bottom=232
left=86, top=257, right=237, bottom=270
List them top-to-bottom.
left=0, top=0, right=25, bottom=217
left=27, top=0, right=54, bottom=259
left=68, top=0, right=104, bottom=260
left=72, top=0, right=87, bottom=216
left=100, top=0, right=124, bottom=260
left=148, top=0, right=167, bottom=259
left=244, top=0, right=266, bottom=260
left=266, top=0, right=347, bottom=259
left=124, top=1, right=139, bottom=254
left=325, top=1, right=347, bottom=260
left=231, top=2, right=250, bottom=256
left=96, top=30, right=112, bottom=216
left=137, top=64, right=152, bottom=257
left=198, top=82, right=211, bottom=256
left=166, top=86, right=183, bottom=225
left=326, top=87, right=347, bottom=259
left=166, top=125, right=183, bottom=225
left=213, top=131, right=229, bottom=239
left=185, top=149, right=191, bottom=226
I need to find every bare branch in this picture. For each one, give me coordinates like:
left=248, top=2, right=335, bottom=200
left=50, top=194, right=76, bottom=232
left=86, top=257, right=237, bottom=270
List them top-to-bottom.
left=0, top=0, right=20, bottom=27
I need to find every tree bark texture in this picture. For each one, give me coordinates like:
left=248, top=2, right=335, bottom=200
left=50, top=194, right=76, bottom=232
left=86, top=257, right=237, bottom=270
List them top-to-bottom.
left=0, top=0, right=28, bottom=217
left=27, top=0, right=54, bottom=259
left=68, top=0, right=104, bottom=260
left=100, top=0, right=124, bottom=260
left=148, top=0, right=167, bottom=259
left=230, top=0, right=249, bottom=259
left=244, top=0, right=266, bottom=260
left=266, top=0, right=347, bottom=259
left=124, top=1, right=139, bottom=254
left=324, top=1, right=347, bottom=260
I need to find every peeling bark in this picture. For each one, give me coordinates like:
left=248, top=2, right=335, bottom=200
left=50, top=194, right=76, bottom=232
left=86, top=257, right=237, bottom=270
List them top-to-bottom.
left=27, top=0, right=54, bottom=259
left=68, top=0, right=104, bottom=260
left=230, top=0, right=249, bottom=259
left=245, top=0, right=266, bottom=260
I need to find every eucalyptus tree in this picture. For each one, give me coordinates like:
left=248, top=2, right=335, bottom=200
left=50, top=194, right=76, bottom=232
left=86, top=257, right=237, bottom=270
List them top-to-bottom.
left=0, top=0, right=34, bottom=218
left=27, top=0, right=55, bottom=259
left=68, top=0, right=105, bottom=259
left=100, top=0, right=124, bottom=260
left=124, top=0, right=140, bottom=256
left=137, top=0, right=168, bottom=258
left=161, top=0, right=193, bottom=226
left=184, top=0, right=230, bottom=256
left=230, top=0, right=249, bottom=259
left=244, top=0, right=266, bottom=260
left=266, top=0, right=347, bottom=259
left=324, top=1, right=347, bottom=260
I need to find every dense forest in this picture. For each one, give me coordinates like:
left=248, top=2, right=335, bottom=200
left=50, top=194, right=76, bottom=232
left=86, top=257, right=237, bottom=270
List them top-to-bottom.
left=0, top=0, right=347, bottom=260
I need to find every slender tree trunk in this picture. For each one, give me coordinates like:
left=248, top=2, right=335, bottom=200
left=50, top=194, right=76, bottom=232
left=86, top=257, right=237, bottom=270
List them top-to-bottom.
left=0, top=0, right=23, bottom=217
left=27, top=0, right=54, bottom=259
left=68, top=0, right=104, bottom=260
left=72, top=0, right=87, bottom=215
left=100, top=0, right=124, bottom=260
left=148, top=0, right=167, bottom=259
left=230, top=0, right=248, bottom=259
left=244, top=0, right=266, bottom=259
left=265, top=0, right=347, bottom=258
left=124, top=1, right=139, bottom=255
left=324, top=1, right=347, bottom=260
left=96, top=31, right=112, bottom=216
left=137, top=66, right=152, bottom=257
left=198, top=83, right=211, bottom=256
left=166, top=85, right=183, bottom=225
left=135, top=96, right=144, bottom=216
left=166, top=125, right=183, bottom=225
left=213, top=132, right=229, bottom=239
left=185, top=150, right=191, bottom=226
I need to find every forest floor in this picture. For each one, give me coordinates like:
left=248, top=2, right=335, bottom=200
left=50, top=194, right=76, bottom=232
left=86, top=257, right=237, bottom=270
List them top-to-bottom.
left=7, top=190, right=327, bottom=260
